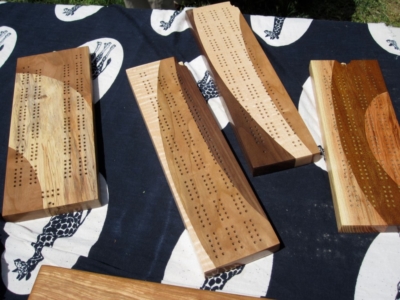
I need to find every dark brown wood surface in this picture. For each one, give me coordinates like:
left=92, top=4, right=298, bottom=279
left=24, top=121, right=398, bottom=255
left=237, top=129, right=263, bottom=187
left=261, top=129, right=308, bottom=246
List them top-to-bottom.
left=310, top=60, right=400, bottom=232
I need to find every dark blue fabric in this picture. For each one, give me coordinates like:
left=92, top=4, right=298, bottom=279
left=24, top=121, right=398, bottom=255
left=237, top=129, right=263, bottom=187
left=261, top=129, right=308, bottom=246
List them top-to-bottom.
left=1, top=3, right=399, bottom=300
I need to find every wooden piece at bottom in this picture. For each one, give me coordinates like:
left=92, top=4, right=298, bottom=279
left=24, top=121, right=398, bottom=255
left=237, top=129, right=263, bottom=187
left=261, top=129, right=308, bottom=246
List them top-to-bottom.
left=126, top=57, right=279, bottom=276
left=310, top=60, right=400, bottom=232
left=29, top=266, right=264, bottom=300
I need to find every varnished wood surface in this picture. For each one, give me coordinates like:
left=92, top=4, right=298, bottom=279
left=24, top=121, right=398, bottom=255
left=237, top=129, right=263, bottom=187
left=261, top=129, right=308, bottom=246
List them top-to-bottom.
left=186, top=2, right=320, bottom=176
left=3, top=47, right=100, bottom=222
left=126, top=57, right=279, bottom=276
left=310, top=60, right=400, bottom=232
left=29, top=266, right=265, bottom=300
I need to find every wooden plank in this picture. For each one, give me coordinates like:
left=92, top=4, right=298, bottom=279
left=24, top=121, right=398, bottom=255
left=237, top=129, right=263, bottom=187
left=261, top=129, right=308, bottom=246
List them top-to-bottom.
left=186, top=2, right=320, bottom=176
left=2, top=47, right=100, bottom=222
left=126, top=57, right=279, bottom=276
left=310, top=60, right=400, bottom=233
left=29, top=265, right=266, bottom=300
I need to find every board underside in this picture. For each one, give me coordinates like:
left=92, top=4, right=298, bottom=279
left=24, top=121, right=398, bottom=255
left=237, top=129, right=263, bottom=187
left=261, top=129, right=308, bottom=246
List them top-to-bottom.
left=186, top=2, right=320, bottom=176
left=3, top=47, right=100, bottom=222
left=126, top=57, right=279, bottom=276
left=310, top=60, right=400, bottom=233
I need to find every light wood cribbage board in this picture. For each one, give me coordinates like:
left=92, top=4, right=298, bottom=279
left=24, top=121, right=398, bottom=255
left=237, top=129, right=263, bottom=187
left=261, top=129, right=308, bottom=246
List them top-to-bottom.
left=186, top=2, right=320, bottom=176
left=3, top=47, right=100, bottom=222
left=126, top=57, right=279, bottom=276
left=310, top=60, right=400, bottom=233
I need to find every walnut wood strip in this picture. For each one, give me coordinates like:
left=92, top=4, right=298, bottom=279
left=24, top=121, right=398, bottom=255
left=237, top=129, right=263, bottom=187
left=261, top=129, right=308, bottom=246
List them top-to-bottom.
left=186, top=2, right=320, bottom=176
left=2, top=47, right=100, bottom=222
left=126, top=57, right=279, bottom=276
left=310, top=60, right=400, bottom=233
left=29, top=266, right=266, bottom=300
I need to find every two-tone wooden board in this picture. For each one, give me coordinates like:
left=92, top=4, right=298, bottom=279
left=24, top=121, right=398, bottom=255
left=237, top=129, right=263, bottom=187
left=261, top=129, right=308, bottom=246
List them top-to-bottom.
left=186, top=2, right=320, bottom=176
left=3, top=47, right=100, bottom=222
left=126, top=57, right=279, bottom=276
left=310, top=60, right=400, bottom=233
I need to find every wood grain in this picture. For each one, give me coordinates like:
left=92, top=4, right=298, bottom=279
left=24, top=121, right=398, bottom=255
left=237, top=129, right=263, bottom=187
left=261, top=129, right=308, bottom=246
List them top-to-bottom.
left=186, top=2, right=320, bottom=176
left=3, top=47, right=100, bottom=222
left=126, top=57, right=279, bottom=276
left=310, top=60, right=400, bottom=232
left=29, top=265, right=266, bottom=300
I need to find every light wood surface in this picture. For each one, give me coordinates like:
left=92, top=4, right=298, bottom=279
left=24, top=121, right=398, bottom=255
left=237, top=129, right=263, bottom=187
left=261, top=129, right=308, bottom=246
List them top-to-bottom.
left=186, top=2, right=320, bottom=176
left=3, top=47, right=100, bottom=222
left=126, top=57, right=279, bottom=276
left=310, top=60, right=400, bottom=232
left=29, top=265, right=264, bottom=300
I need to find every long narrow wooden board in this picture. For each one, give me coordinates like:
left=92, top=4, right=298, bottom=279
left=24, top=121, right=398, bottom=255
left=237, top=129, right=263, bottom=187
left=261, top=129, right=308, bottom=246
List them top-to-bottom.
left=186, top=2, right=320, bottom=176
left=2, top=47, right=100, bottom=222
left=126, top=57, right=279, bottom=276
left=310, top=60, right=400, bottom=233
left=29, top=265, right=266, bottom=300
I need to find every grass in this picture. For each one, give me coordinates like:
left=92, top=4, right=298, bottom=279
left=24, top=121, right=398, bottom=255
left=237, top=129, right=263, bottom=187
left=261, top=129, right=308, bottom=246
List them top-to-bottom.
left=6, top=0, right=400, bottom=26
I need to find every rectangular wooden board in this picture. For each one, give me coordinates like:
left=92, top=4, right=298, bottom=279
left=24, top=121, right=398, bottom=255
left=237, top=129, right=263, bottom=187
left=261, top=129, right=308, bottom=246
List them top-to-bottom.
left=186, top=2, right=320, bottom=176
left=2, top=47, right=100, bottom=222
left=126, top=57, right=279, bottom=276
left=310, top=60, right=400, bottom=233
left=29, top=265, right=265, bottom=300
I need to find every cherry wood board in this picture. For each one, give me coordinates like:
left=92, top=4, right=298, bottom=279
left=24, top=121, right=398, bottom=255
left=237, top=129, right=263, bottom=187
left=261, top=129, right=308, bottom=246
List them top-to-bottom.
left=186, top=2, right=320, bottom=176
left=2, top=47, right=100, bottom=222
left=126, top=57, right=279, bottom=276
left=310, top=60, right=400, bottom=233
left=29, top=265, right=266, bottom=300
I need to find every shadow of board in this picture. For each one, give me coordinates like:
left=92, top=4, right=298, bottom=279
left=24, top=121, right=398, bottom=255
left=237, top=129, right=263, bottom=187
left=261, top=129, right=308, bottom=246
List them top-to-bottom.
left=208, top=0, right=356, bottom=21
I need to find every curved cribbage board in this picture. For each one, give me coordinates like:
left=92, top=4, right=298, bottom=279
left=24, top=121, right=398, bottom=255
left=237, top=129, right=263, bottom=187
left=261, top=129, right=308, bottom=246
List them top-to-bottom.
left=186, top=2, right=320, bottom=176
left=2, top=47, right=100, bottom=222
left=126, top=57, right=279, bottom=276
left=310, top=60, right=400, bottom=233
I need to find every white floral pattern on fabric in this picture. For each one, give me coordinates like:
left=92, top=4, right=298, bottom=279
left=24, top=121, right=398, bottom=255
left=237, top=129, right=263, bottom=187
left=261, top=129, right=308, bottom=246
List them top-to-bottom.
left=55, top=5, right=103, bottom=22
left=150, top=8, right=191, bottom=36
left=251, top=16, right=312, bottom=47
left=368, top=23, right=400, bottom=55
left=0, top=26, right=16, bottom=68
left=80, top=38, right=124, bottom=103
left=185, top=55, right=229, bottom=129
left=298, top=77, right=327, bottom=171
left=1, top=174, right=109, bottom=295
left=162, top=230, right=274, bottom=297
left=355, top=233, right=400, bottom=300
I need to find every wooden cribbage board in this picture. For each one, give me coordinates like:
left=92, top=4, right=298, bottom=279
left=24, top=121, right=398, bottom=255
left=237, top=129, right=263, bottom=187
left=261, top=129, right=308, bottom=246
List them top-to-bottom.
left=186, top=2, right=320, bottom=176
left=3, top=47, right=100, bottom=222
left=126, top=57, right=279, bottom=276
left=310, top=60, right=400, bottom=233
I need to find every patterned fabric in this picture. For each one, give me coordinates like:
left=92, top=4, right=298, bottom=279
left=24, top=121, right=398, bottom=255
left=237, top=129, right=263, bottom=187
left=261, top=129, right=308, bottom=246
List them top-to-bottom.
left=0, top=2, right=400, bottom=299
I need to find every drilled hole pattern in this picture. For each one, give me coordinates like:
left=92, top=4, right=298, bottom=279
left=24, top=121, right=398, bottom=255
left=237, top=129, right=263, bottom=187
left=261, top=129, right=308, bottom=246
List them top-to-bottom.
left=193, top=4, right=310, bottom=159
left=322, top=61, right=400, bottom=212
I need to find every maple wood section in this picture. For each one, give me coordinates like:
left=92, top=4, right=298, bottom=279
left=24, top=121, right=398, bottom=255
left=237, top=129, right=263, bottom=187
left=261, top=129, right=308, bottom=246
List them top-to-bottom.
left=186, top=2, right=319, bottom=176
left=2, top=47, right=100, bottom=222
left=126, top=57, right=279, bottom=276
left=310, top=60, right=400, bottom=233
left=29, top=266, right=267, bottom=300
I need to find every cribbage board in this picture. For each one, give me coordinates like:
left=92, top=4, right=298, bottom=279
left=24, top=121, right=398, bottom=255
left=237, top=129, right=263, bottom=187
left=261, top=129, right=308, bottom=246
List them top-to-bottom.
left=186, top=2, right=320, bottom=176
left=2, top=47, right=100, bottom=222
left=126, top=57, right=279, bottom=276
left=310, top=60, right=400, bottom=233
